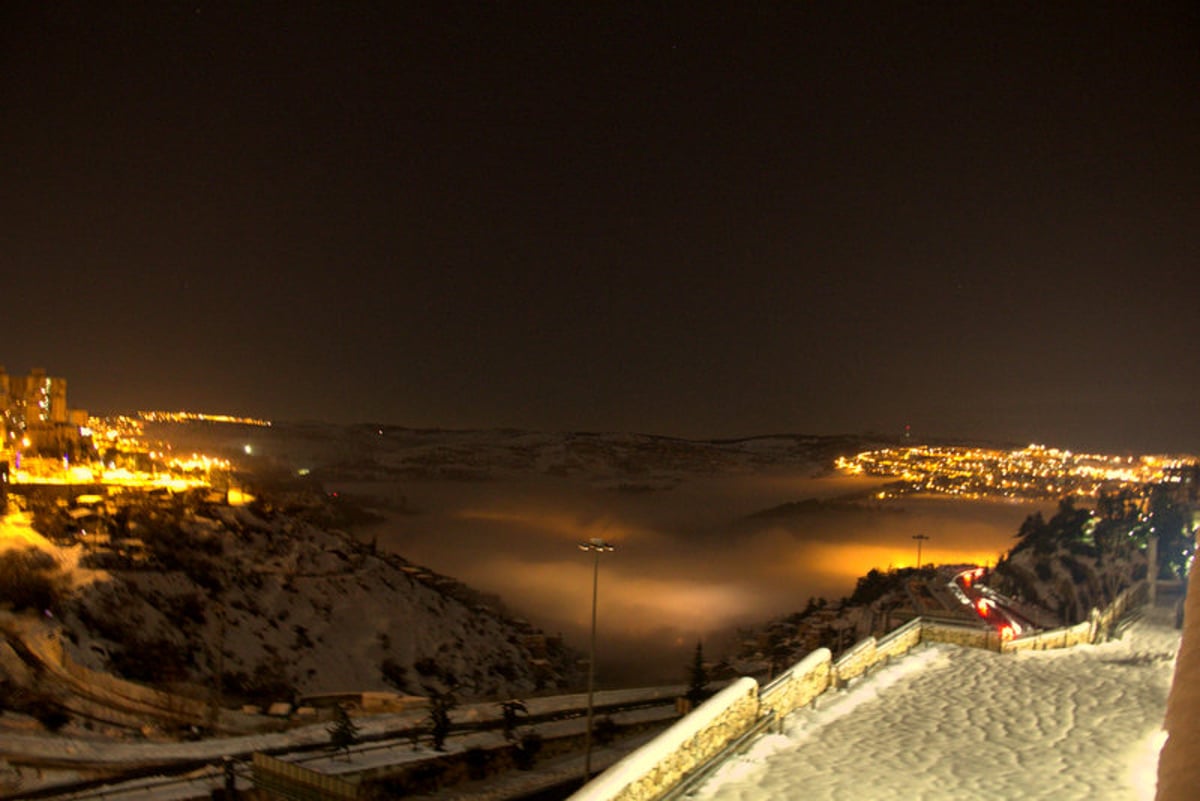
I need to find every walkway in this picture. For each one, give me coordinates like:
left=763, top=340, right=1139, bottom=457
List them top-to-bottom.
left=695, top=608, right=1178, bottom=801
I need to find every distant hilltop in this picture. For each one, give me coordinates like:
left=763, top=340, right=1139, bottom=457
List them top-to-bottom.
left=144, top=421, right=1200, bottom=505
left=146, top=422, right=880, bottom=486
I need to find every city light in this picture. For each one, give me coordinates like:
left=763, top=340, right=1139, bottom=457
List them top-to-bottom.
left=138, top=410, right=272, bottom=426
left=4, top=411, right=236, bottom=493
left=836, top=444, right=1197, bottom=501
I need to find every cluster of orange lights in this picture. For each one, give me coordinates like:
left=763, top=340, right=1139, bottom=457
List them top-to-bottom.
left=138, top=410, right=271, bottom=427
left=6, top=413, right=234, bottom=492
left=837, top=444, right=1197, bottom=500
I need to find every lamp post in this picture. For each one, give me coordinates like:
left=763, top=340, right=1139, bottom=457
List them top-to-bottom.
left=912, top=534, right=930, bottom=570
left=579, top=537, right=615, bottom=781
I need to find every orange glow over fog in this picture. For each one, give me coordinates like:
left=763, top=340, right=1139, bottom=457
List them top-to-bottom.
left=370, top=476, right=1048, bottom=682
left=454, top=506, right=661, bottom=545
left=795, top=543, right=1003, bottom=582
left=463, top=556, right=760, bottom=635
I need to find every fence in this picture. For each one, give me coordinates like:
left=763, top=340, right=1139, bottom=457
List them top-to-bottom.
left=252, top=753, right=360, bottom=801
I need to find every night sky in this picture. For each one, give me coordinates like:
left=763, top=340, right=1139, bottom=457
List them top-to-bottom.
left=3, top=3, right=1197, bottom=452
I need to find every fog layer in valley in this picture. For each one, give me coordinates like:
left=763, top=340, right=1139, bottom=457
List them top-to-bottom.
left=337, top=471, right=1049, bottom=685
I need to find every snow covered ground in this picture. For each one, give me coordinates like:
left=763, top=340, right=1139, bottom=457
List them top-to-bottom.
left=696, top=608, right=1179, bottom=801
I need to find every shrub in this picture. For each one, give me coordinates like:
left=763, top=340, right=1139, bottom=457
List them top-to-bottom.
left=0, top=548, right=67, bottom=614
left=109, top=633, right=192, bottom=682
left=380, top=658, right=409, bottom=691
left=428, top=690, right=456, bottom=751
left=499, top=699, right=527, bottom=742
left=327, top=704, right=360, bottom=759
left=593, top=715, right=618, bottom=747
left=513, top=731, right=543, bottom=770
left=465, top=746, right=491, bottom=780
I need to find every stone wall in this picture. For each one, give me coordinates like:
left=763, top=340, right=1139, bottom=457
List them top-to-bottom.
left=1000, top=581, right=1146, bottom=654
left=1092, top=582, right=1147, bottom=641
left=832, top=615, right=926, bottom=686
left=875, top=616, right=923, bottom=660
left=1001, top=620, right=1091, bottom=653
left=921, top=621, right=995, bottom=650
left=833, top=637, right=878, bottom=684
left=760, top=649, right=831, bottom=719
left=569, top=678, right=759, bottom=801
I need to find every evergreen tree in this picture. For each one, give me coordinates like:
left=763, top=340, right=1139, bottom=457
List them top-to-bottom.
left=1146, top=485, right=1195, bottom=579
left=686, top=641, right=709, bottom=707
left=429, top=689, right=456, bottom=751
left=499, top=699, right=527, bottom=742
left=327, top=704, right=359, bottom=760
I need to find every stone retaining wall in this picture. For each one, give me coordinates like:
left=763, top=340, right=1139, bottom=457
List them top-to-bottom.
left=1093, top=582, right=1147, bottom=639
left=831, top=615, right=926, bottom=687
left=875, top=616, right=924, bottom=660
left=1001, top=620, right=1091, bottom=653
left=921, top=621, right=994, bottom=649
left=831, top=637, right=876, bottom=684
left=760, top=649, right=831, bottom=718
left=569, top=678, right=759, bottom=801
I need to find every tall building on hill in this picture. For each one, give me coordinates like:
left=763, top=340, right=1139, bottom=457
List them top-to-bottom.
left=0, top=366, right=89, bottom=456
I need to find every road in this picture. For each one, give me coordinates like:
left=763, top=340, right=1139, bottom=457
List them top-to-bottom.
left=949, top=566, right=1042, bottom=639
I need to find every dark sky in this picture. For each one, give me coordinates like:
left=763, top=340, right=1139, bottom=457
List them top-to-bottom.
left=2, top=3, right=1197, bottom=452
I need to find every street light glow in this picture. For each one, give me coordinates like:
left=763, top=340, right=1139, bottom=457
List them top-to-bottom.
left=913, top=533, right=930, bottom=569
left=580, top=537, right=615, bottom=780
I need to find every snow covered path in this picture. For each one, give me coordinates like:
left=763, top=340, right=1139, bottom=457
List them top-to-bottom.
left=697, top=609, right=1178, bottom=801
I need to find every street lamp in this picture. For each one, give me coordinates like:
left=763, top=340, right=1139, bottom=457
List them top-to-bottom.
left=912, top=534, right=930, bottom=570
left=579, top=537, right=615, bottom=780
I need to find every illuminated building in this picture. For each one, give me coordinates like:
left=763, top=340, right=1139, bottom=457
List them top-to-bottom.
left=0, top=366, right=89, bottom=455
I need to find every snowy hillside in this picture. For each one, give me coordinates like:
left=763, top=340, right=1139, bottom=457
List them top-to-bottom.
left=18, top=488, right=580, bottom=706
